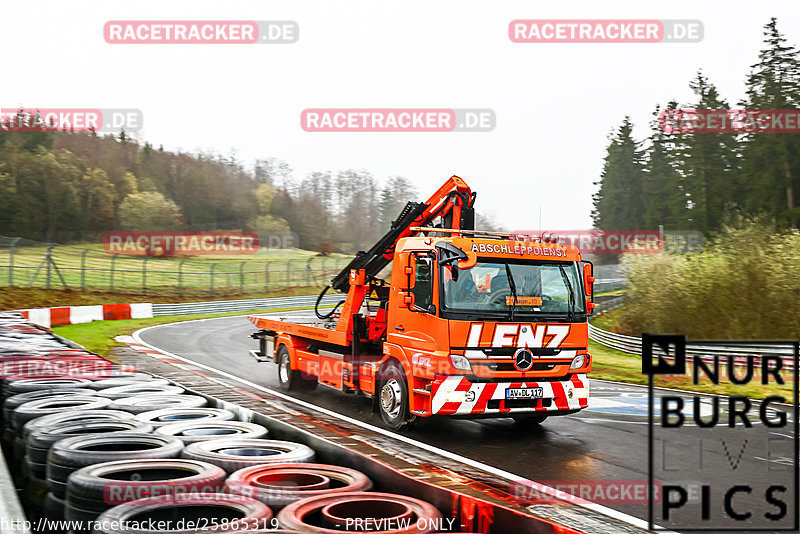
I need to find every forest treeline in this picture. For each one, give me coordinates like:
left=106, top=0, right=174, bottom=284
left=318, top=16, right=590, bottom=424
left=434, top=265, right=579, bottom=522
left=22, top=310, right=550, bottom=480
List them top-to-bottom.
left=593, top=18, right=800, bottom=234
left=0, top=123, right=498, bottom=252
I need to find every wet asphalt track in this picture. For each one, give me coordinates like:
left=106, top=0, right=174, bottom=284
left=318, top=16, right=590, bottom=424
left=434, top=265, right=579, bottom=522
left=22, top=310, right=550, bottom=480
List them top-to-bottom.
left=138, top=313, right=798, bottom=532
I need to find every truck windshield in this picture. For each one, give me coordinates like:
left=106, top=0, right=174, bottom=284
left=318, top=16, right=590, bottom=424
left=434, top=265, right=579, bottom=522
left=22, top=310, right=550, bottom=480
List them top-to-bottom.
left=441, top=259, right=585, bottom=317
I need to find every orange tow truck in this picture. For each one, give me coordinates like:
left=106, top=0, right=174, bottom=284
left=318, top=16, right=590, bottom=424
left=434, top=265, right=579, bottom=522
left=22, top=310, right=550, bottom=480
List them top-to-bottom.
left=249, top=176, right=595, bottom=429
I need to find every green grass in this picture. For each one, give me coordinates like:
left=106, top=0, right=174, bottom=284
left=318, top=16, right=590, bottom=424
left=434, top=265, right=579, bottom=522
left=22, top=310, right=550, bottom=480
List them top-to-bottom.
left=0, top=243, right=350, bottom=294
left=52, top=306, right=314, bottom=358
left=590, top=307, right=623, bottom=332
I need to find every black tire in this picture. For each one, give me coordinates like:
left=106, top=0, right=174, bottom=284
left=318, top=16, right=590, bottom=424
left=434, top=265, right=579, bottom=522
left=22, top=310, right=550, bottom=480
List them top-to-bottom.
left=276, top=346, right=316, bottom=392
left=376, top=362, right=410, bottom=430
left=89, top=376, right=165, bottom=390
left=6, top=378, right=94, bottom=395
left=98, top=384, right=184, bottom=400
left=3, top=389, right=97, bottom=425
left=109, top=394, right=207, bottom=415
left=13, top=396, right=112, bottom=431
left=134, top=407, right=235, bottom=428
left=22, top=409, right=135, bottom=441
left=512, top=414, right=548, bottom=426
left=27, top=419, right=154, bottom=464
left=156, top=421, right=268, bottom=444
left=47, top=433, right=184, bottom=498
left=13, top=435, right=26, bottom=464
left=181, top=438, right=315, bottom=473
left=26, top=454, right=48, bottom=479
left=66, top=458, right=226, bottom=515
left=225, top=463, right=372, bottom=510
left=26, top=472, right=49, bottom=510
left=44, top=492, right=66, bottom=521
left=277, top=492, right=441, bottom=533
left=93, top=493, right=273, bottom=534
left=64, top=503, right=100, bottom=533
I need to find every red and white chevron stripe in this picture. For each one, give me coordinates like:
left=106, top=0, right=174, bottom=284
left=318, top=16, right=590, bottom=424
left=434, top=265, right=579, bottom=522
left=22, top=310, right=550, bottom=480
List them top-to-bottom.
left=17, top=303, right=153, bottom=328
left=431, top=374, right=589, bottom=416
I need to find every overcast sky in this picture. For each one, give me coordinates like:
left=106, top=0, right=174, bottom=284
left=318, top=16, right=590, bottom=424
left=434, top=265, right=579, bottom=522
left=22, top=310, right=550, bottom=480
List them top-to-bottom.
left=5, top=1, right=799, bottom=230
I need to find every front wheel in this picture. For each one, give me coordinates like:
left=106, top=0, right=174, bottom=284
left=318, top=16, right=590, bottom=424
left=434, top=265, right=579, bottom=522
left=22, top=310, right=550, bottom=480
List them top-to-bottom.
left=276, top=346, right=316, bottom=392
left=377, top=363, right=409, bottom=430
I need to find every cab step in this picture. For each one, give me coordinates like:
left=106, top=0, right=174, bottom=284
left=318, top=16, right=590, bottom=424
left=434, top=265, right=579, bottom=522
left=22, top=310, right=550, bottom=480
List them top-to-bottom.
left=248, top=349, right=270, bottom=363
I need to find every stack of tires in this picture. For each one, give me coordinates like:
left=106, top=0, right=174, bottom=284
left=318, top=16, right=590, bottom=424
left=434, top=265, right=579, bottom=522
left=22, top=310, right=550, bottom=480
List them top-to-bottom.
left=0, top=313, right=448, bottom=534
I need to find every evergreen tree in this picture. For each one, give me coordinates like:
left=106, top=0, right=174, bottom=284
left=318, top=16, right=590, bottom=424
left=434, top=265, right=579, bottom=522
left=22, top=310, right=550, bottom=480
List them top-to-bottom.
left=739, top=18, right=800, bottom=226
left=678, top=72, right=741, bottom=233
left=642, top=103, right=689, bottom=230
left=592, top=117, right=646, bottom=230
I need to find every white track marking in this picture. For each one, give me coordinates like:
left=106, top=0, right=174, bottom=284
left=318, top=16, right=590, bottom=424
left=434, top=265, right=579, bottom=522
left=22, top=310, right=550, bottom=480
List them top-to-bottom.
left=133, top=316, right=678, bottom=532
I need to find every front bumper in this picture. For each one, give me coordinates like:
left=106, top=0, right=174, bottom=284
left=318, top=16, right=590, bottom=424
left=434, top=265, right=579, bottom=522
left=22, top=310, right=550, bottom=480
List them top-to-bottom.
left=430, top=374, right=589, bottom=416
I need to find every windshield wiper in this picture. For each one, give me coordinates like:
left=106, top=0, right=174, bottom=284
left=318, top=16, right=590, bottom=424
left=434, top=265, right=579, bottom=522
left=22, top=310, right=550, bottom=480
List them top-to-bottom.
left=504, top=263, right=518, bottom=321
left=558, top=264, right=576, bottom=322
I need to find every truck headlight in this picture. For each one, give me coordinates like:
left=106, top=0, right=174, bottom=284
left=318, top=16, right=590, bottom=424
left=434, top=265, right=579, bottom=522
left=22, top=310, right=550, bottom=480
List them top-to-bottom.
left=570, top=354, right=586, bottom=369
left=450, top=355, right=472, bottom=371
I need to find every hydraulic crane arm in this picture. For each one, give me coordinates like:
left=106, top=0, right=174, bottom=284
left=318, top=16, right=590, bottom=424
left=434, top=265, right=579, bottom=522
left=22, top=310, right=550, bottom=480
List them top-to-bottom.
left=329, top=175, right=474, bottom=293
left=315, top=176, right=474, bottom=320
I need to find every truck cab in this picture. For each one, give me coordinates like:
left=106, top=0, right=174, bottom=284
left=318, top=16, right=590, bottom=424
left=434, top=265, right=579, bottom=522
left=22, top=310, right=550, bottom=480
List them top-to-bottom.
left=377, top=235, right=592, bottom=428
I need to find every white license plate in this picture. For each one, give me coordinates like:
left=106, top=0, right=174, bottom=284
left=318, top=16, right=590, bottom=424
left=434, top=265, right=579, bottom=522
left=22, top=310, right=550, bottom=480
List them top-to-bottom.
left=506, top=387, right=544, bottom=400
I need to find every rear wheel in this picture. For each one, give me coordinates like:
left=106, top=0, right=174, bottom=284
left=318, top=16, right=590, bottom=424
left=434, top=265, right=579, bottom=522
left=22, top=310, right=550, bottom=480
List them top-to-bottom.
left=276, top=346, right=316, bottom=392
left=377, top=363, right=409, bottom=430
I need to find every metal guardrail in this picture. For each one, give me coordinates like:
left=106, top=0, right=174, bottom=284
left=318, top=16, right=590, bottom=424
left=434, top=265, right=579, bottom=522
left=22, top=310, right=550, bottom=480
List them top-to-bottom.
left=151, top=294, right=343, bottom=316
left=588, top=324, right=796, bottom=369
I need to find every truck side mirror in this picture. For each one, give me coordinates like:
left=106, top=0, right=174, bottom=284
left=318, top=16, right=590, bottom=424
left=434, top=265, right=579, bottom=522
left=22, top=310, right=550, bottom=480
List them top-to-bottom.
left=396, top=254, right=416, bottom=291
left=582, top=261, right=596, bottom=315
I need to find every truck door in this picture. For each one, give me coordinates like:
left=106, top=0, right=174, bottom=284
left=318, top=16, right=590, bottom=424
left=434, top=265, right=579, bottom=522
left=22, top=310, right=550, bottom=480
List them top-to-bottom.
left=388, top=252, right=447, bottom=354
